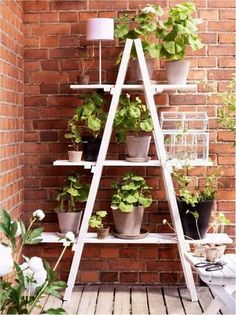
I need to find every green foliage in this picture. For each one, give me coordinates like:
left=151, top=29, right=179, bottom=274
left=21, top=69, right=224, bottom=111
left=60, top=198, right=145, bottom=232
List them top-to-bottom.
left=155, top=2, right=204, bottom=60
left=115, top=4, right=164, bottom=60
left=218, top=75, right=236, bottom=142
left=114, top=94, right=153, bottom=143
left=64, top=117, right=82, bottom=151
left=173, top=166, right=221, bottom=206
left=55, top=173, right=89, bottom=213
left=111, top=173, right=152, bottom=212
left=0, top=209, right=18, bottom=249
left=89, top=211, right=107, bottom=229
left=208, top=212, right=231, bottom=234
left=43, top=308, right=66, bottom=315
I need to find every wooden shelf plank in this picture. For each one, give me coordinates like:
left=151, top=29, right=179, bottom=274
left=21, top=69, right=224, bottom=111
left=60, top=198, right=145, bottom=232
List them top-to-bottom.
left=53, top=160, right=94, bottom=169
left=41, top=232, right=232, bottom=245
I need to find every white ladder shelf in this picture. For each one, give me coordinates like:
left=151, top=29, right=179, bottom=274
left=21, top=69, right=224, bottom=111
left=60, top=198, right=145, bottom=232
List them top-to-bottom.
left=58, top=38, right=211, bottom=302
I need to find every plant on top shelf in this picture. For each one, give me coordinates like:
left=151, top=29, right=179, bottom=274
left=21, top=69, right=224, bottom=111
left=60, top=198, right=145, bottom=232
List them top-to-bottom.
left=153, top=2, right=204, bottom=84
left=115, top=4, right=164, bottom=81
left=77, top=46, right=94, bottom=84
left=114, top=93, right=153, bottom=161
left=172, top=165, right=222, bottom=239
left=55, top=173, right=89, bottom=234
left=111, top=173, right=152, bottom=236
left=89, top=210, right=109, bottom=239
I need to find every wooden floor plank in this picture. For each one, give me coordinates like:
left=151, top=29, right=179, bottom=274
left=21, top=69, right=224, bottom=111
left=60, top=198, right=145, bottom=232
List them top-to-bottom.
left=62, top=286, right=83, bottom=314
left=77, top=286, right=98, bottom=315
left=95, top=286, right=114, bottom=315
left=113, top=286, right=131, bottom=315
left=147, top=286, right=166, bottom=315
left=197, top=286, right=221, bottom=315
left=131, top=287, right=149, bottom=315
left=163, top=287, right=185, bottom=315
left=179, top=287, right=202, bottom=315
left=43, top=295, right=63, bottom=312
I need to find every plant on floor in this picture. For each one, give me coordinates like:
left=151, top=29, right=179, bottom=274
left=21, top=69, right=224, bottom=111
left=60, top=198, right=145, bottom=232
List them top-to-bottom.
left=115, top=4, right=164, bottom=61
left=114, top=94, right=153, bottom=143
left=55, top=173, right=89, bottom=213
left=111, top=173, right=152, bottom=212
left=0, top=209, right=75, bottom=315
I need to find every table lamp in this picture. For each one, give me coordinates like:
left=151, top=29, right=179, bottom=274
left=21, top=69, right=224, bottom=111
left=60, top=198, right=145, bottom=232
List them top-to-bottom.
left=86, top=18, right=114, bottom=85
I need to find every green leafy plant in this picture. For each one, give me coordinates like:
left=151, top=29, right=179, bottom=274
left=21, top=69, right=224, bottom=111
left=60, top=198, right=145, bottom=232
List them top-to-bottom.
left=151, top=2, right=203, bottom=61
left=115, top=4, right=164, bottom=62
left=218, top=75, right=236, bottom=140
left=75, top=92, right=107, bottom=138
left=114, top=93, right=153, bottom=143
left=64, top=116, right=82, bottom=151
left=172, top=165, right=221, bottom=207
left=55, top=173, right=89, bottom=213
left=111, top=173, right=152, bottom=212
left=0, top=209, right=75, bottom=315
left=89, top=211, right=107, bottom=229
left=207, top=212, right=231, bottom=234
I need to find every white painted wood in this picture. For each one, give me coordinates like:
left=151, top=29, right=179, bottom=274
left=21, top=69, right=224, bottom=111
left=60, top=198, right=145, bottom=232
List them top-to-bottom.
left=70, top=83, right=197, bottom=93
left=53, top=160, right=94, bottom=169
left=208, top=285, right=236, bottom=314
left=62, top=286, right=83, bottom=314
left=77, top=286, right=98, bottom=315
left=95, top=286, right=114, bottom=315
left=113, top=286, right=131, bottom=315
left=131, top=287, right=149, bottom=315
left=147, top=287, right=166, bottom=315
left=163, top=287, right=185, bottom=314
left=179, top=287, right=202, bottom=314
left=196, top=287, right=220, bottom=314
left=43, top=295, right=63, bottom=312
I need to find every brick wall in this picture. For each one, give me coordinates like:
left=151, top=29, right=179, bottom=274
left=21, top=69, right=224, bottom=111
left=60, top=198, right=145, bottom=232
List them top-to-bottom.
left=0, top=0, right=24, bottom=220
left=23, top=0, right=235, bottom=284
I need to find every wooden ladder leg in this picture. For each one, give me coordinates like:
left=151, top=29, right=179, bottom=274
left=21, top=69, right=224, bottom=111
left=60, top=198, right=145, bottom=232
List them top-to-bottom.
left=134, top=38, right=198, bottom=302
left=64, top=39, right=134, bottom=301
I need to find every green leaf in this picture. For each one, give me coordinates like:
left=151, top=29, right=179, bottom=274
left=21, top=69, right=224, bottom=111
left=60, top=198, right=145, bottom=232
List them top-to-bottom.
left=163, top=41, right=176, bottom=54
left=87, top=115, right=101, bottom=131
left=140, top=119, right=153, bottom=132
left=119, top=202, right=133, bottom=213
left=43, top=308, right=66, bottom=315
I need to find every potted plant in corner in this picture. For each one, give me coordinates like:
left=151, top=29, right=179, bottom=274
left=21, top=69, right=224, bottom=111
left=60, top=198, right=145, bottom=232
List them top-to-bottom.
left=153, top=2, right=204, bottom=84
left=114, top=4, right=164, bottom=82
left=77, top=46, right=93, bottom=84
left=76, top=91, right=107, bottom=161
left=114, top=93, right=153, bottom=161
left=64, top=115, right=82, bottom=162
left=172, top=165, right=222, bottom=240
left=55, top=173, right=89, bottom=234
left=111, top=173, right=152, bottom=237
left=89, top=210, right=109, bottom=239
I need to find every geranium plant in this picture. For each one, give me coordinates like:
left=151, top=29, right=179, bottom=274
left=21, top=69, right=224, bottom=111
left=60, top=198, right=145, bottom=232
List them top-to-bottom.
left=0, top=209, right=75, bottom=315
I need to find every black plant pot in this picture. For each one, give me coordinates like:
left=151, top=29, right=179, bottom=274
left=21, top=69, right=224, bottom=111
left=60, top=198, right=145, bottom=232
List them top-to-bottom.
left=82, top=137, right=101, bottom=161
left=177, top=199, right=214, bottom=240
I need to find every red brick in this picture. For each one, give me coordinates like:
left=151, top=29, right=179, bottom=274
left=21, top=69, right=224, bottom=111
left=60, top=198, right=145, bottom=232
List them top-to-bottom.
left=208, top=0, right=235, bottom=8
left=23, top=1, right=49, bottom=12
left=51, top=1, right=87, bottom=11
left=199, top=9, right=218, bottom=20
left=219, top=9, right=236, bottom=19
left=59, top=12, right=77, bottom=22
left=41, top=13, right=59, bottom=23
left=208, top=21, right=235, bottom=31
left=32, top=24, right=71, bottom=36
left=219, top=33, right=236, bottom=44
left=41, top=36, right=59, bottom=48
left=209, top=46, right=235, bottom=56
left=24, top=49, right=48, bottom=59
left=198, top=57, right=217, bottom=67
left=218, top=57, right=235, bottom=68
left=208, top=70, right=234, bottom=80
left=100, top=248, right=119, bottom=259
left=120, top=248, right=139, bottom=259
left=109, top=261, right=146, bottom=271
left=80, top=271, right=99, bottom=283
left=100, top=272, right=118, bottom=282
left=120, top=272, right=139, bottom=283
left=140, top=272, right=159, bottom=283
left=160, top=272, right=178, bottom=284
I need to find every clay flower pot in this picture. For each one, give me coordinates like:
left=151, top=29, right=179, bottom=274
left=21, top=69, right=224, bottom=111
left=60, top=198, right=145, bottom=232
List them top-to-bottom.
left=126, top=135, right=151, bottom=160
left=68, top=151, right=82, bottom=162
left=57, top=211, right=83, bottom=235
left=96, top=226, right=110, bottom=239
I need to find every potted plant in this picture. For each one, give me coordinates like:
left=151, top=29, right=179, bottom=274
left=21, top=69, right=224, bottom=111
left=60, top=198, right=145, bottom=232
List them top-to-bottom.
left=153, top=2, right=204, bottom=84
left=114, top=4, right=164, bottom=82
left=77, top=46, right=93, bottom=84
left=76, top=91, right=107, bottom=161
left=114, top=93, right=153, bottom=161
left=64, top=115, right=82, bottom=162
left=172, top=165, right=221, bottom=240
left=55, top=173, right=89, bottom=234
left=111, top=173, right=152, bottom=236
left=89, top=210, right=109, bottom=239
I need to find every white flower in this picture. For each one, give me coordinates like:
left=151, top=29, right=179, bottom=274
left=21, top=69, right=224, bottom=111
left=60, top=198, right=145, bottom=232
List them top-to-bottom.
left=142, top=6, right=156, bottom=14
left=33, top=209, right=45, bottom=221
left=163, top=219, right=167, bottom=224
left=62, top=231, right=75, bottom=246
left=0, top=244, right=14, bottom=277
left=28, top=257, right=44, bottom=273
left=19, top=262, right=29, bottom=271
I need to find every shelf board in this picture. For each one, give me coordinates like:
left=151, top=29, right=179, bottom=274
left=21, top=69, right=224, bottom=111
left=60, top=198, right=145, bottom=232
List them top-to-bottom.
left=70, top=84, right=197, bottom=94
left=53, top=160, right=95, bottom=169
left=41, top=232, right=232, bottom=245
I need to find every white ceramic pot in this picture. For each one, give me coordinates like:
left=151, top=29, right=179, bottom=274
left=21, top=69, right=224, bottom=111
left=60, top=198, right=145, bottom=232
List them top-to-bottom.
left=166, top=60, right=190, bottom=84
left=68, top=151, right=82, bottom=162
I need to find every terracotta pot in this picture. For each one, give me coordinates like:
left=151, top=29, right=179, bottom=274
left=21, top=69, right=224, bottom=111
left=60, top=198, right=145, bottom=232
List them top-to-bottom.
left=129, top=59, right=154, bottom=83
left=166, top=60, right=190, bottom=84
left=77, top=74, right=89, bottom=85
left=126, top=135, right=151, bottom=159
left=68, top=151, right=82, bottom=162
left=177, top=199, right=214, bottom=240
left=112, top=206, right=144, bottom=235
left=57, top=211, right=83, bottom=235
left=97, top=226, right=110, bottom=239
left=205, top=245, right=226, bottom=262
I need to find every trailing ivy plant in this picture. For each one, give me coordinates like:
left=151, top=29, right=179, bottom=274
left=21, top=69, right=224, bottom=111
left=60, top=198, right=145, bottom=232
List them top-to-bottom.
left=114, top=93, right=153, bottom=143
left=111, top=173, right=152, bottom=212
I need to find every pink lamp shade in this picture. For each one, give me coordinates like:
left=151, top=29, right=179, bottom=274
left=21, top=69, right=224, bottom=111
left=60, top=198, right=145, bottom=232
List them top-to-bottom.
left=86, top=18, right=114, bottom=41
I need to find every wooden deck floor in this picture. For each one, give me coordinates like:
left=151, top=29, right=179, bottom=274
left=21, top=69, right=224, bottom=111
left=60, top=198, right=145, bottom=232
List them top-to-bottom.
left=35, top=285, right=230, bottom=315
